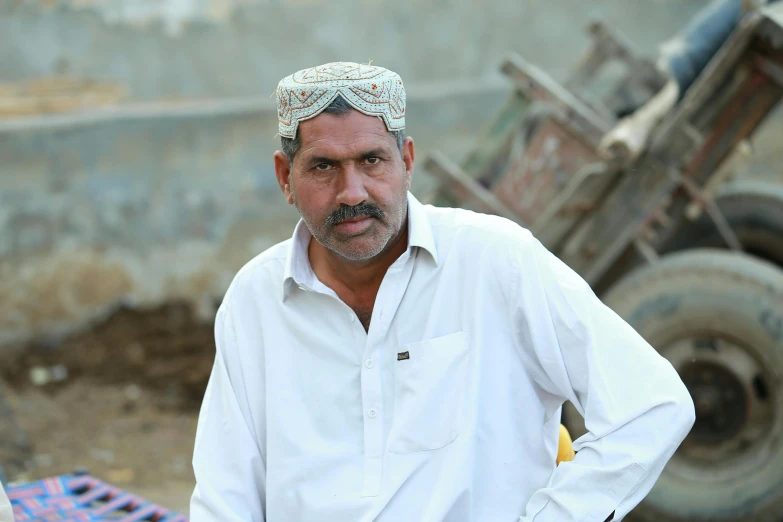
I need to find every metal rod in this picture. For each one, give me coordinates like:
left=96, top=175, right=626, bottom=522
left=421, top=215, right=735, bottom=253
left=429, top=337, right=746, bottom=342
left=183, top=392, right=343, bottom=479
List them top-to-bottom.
left=680, top=177, right=743, bottom=251
left=634, top=237, right=660, bottom=264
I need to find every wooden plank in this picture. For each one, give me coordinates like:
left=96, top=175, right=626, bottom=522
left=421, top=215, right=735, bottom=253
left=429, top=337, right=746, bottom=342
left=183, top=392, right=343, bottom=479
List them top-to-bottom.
left=650, top=11, right=765, bottom=154
left=567, top=20, right=662, bottom=92
left=501, top=52, right=612, bottom=145
left=426, top=92, right=531, bottom=207
left=461, top=92, right=531, bottom=180
left=423, top=151, right=528, bottom=227
left=558, top=157, right=678, bottom=286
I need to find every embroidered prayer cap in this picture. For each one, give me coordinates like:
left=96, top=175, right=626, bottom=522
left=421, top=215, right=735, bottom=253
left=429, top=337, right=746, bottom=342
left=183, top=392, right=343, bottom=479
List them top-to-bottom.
left=276, top=61, right=406, bottom=139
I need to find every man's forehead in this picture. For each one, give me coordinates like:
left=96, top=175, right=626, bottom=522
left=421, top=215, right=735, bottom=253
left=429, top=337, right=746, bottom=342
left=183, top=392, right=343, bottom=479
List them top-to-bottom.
left=297, top=112, right=396, bottom=157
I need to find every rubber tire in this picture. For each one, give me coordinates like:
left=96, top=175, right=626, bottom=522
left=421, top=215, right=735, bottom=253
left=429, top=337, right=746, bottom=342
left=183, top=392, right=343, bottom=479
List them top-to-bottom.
left=663, top=179, right=783, bottom=267
left=562, top=249, right=783, bottom=522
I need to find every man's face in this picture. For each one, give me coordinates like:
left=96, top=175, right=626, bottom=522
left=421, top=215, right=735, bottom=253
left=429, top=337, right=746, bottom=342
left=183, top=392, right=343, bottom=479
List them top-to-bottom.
left=275, top=110, right=414, bottom=262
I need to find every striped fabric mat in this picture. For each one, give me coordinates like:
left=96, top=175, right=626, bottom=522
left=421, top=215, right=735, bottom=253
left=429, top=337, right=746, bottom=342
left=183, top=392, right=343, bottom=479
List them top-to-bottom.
left=6, top=474, right=188, bottom=522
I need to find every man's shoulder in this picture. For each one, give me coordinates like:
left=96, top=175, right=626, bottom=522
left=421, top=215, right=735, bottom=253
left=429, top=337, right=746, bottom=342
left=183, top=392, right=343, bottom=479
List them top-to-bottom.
left=424, top=203, right=535, bottom=250
left=222, top=238, right=291, bottom=306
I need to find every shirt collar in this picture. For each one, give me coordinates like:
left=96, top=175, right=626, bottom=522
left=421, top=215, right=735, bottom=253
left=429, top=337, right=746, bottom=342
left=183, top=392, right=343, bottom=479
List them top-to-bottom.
left=282, top=191, right=438, bottom=299
left=406, top=191, right=438, bottom=264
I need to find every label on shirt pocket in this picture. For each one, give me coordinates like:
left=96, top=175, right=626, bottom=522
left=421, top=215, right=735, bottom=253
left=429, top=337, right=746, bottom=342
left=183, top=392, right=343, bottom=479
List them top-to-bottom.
left=388, top=331, right=470, bottom=454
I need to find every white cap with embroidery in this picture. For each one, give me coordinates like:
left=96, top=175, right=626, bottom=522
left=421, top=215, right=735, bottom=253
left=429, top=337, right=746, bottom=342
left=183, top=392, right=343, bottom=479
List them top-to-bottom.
left=275, top=61, right=406, bottom=139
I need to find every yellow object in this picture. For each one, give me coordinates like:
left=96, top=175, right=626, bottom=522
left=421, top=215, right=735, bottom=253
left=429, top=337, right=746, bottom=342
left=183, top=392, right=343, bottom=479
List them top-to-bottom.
left=557, top=424, right=576, bottom=465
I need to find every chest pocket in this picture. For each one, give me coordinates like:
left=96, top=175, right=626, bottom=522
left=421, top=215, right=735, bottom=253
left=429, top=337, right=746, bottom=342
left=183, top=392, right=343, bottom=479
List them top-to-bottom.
left=388, top=331, right=470, bottom=454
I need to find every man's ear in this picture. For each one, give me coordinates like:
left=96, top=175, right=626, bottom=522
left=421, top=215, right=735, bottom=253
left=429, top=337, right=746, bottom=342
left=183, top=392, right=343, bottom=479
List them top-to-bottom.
left=402, top=136, right=415, bottom=187
left=274, top=151, right=295, bottom=205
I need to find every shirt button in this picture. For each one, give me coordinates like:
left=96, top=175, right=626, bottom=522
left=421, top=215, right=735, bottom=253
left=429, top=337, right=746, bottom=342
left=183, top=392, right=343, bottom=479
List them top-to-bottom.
left=349, top=313, right=355, bottom=323
left=365, top=358, right=374, bottom=369
left=368, top=408, right=378, bottom=419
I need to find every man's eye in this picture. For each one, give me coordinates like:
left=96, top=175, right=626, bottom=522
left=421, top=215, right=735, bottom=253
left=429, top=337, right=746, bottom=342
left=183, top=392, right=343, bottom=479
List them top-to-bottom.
left=366, top=157, right=381, bottom=165
left=315, top=163, right=331, bottom=171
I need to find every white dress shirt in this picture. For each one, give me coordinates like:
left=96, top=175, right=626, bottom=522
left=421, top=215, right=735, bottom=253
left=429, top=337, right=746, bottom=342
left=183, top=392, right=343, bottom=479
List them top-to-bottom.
left=190, top=192, right=695, bottom=522
left=0, top=480, right=12, bottom=522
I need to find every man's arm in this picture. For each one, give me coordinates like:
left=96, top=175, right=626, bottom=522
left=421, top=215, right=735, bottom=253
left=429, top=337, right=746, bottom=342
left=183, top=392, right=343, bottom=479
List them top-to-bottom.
left=510, top=232, right=695, bottom=522
left=190, top=305, right=266, bottom=522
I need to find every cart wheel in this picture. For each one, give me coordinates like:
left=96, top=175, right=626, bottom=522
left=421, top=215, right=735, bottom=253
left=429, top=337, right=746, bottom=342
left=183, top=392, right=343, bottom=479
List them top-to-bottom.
left=664, top=179, right=783, bottom=266
left=562, top=248, right=783, bottom=521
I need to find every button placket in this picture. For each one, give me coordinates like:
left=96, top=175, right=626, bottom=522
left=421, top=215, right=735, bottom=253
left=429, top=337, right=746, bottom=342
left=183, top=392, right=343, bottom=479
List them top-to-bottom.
left=359, top=250, right=417, bottom=498
left=360, top=347, right=383, bottom=497
left=361, top=352, right=382, bottom=443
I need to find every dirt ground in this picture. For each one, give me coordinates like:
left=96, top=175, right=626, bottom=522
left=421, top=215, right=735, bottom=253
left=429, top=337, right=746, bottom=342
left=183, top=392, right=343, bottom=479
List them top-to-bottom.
left=2, top=303, right=216, bottom=408
left=1, top=304, right=216, bottom=517
left=5, top=380, right=199, bottom=514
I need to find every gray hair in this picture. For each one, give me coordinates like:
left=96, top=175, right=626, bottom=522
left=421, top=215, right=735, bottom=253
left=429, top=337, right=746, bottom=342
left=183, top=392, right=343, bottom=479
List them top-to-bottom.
left=280, top=95, right=405, bottom=164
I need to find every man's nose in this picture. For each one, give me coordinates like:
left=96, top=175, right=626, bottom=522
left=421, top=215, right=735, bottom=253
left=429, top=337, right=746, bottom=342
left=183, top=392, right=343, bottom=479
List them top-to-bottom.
left=336, top=165, right=369, bottom=207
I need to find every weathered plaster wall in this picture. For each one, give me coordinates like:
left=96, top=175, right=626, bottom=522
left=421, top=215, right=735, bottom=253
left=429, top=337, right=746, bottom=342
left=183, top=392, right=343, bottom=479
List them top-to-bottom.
left=1, top=0, right=710, bottom=100
left=13, top=0, right=773, bottom=352
left=0, top=84, right=508, bottom=349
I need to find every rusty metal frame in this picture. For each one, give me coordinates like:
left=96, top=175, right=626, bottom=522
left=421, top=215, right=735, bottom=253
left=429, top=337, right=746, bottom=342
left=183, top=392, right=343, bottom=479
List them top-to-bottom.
left=679, top=176, right=743, bottom=251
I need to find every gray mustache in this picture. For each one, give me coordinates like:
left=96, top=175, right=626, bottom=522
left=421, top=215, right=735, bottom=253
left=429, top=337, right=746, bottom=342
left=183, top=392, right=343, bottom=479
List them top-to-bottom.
left=326, top=202, right=384, bottom=228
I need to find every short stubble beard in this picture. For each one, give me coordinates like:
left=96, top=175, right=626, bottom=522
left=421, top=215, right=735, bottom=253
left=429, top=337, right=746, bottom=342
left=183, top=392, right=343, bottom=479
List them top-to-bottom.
left=290, top=178, right=409, bottom=263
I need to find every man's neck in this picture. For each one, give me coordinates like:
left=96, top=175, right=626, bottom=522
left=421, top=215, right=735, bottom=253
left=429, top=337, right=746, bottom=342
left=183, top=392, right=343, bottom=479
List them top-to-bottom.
left=308, top=220, right=409, bottom=295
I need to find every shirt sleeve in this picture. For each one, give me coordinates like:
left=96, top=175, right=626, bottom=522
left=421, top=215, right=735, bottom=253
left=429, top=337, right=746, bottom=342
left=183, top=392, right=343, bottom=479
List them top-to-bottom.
left=510, top=232, right=696, bottom=522
left=190, top=305, right=267, bottom=522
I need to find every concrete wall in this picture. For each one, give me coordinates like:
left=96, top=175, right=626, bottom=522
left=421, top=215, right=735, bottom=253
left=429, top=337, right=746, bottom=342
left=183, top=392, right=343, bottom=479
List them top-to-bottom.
left=2, top=0, right=710, bottom=100
left=13, top=0, right=779, bottom=352
left=0, top=84, right=509, bottom=349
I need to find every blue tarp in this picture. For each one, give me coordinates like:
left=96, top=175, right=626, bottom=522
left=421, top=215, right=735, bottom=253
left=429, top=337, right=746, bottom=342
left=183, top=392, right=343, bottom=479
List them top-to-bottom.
left=665, top=0, right=782, bottom=96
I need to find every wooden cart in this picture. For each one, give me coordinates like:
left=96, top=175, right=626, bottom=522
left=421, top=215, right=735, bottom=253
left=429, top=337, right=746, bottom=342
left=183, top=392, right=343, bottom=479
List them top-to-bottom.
left=424, top=5, right=783, bottom=522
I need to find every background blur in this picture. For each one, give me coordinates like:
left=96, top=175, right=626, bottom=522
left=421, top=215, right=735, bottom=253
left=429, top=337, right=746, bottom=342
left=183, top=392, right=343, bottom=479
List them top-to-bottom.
left=2, top=0, right=783, bottom=519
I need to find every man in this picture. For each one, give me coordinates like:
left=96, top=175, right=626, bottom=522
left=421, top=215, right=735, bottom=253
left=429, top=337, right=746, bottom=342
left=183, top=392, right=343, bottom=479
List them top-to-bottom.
left=190, top=61, right=695, bottom=522
left=0, top=479, right=12, bottom=522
